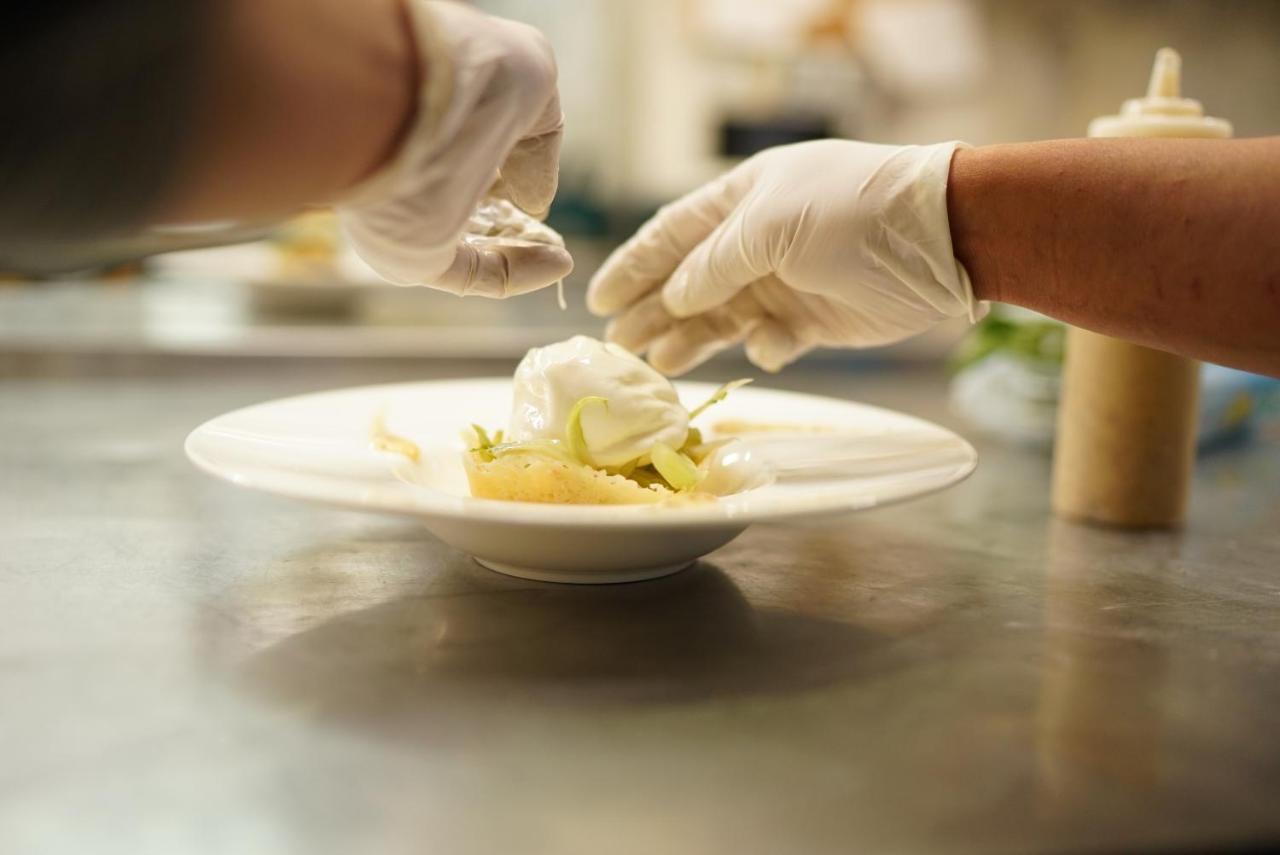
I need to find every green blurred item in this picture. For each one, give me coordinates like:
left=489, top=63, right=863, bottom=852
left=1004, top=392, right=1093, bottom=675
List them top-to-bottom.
left=949, top=307, right=1279, bottom=452
left=949, top=309, right=1065, bottom=374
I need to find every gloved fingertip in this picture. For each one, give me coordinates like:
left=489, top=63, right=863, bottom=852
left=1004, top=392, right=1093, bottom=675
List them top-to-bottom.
left=503, top=187, right=554, bottom=222
left=500, top=246, right=574, bottom=298
left=586, top=266, right=643, bottom=317
left=660, top=272, right=698, bottom=319
left=585, top=276, right=616, bottom=317
left=603, top=320, right=638, bottom=353
left=745, top=322, right=805, bottom=373
left=647, top=353, right=692, bottom=378
left=754, top=358, right=785, bottom=375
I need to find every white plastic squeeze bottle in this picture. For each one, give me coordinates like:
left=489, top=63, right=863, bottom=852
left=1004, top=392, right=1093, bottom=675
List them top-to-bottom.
left=1052, top=48, right=1233, bottom=529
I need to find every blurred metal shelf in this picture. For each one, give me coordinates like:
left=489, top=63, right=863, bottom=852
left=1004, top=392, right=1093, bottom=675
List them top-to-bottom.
left=0, top=237, right=967, bottom=364
left=0, top=279, right=589, bottom=360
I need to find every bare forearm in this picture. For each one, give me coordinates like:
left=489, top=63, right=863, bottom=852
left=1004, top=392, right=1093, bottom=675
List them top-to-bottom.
left=157, top=0, right=418, bottom=224
left=949, top=137, right=1280, bottom=375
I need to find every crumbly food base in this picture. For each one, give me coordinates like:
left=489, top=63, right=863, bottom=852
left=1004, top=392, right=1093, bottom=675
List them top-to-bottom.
left=464, top=452, right=672, bottom=505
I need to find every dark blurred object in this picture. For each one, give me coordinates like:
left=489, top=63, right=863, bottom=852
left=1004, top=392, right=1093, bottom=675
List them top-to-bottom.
left=0, top=1, right=209, bottom=273
left=717, top=113, right=834, bottom=158
left=545, top=187, right=610, bottom=239
left=0, top=259, right=147, bottom=284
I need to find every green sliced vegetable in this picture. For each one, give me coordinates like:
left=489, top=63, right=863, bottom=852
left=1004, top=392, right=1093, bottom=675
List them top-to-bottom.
left=688, top=379, right=752, bottom=422
left=566, top=396, right=608, bottom=465
left=470, top=422, right=579, bottom=466
left=469, top=424, right=500, bottom=461
left=471, top=424, right=496, bottom=449
left=683, top=438, right=733, bottom=465
left=489, top=439, right=579, bottom=466
left=650, top=442, right=700, bottom=492
left=611, top=458, right=639, bottom=478
left=627, top=467, right=670, bottom=490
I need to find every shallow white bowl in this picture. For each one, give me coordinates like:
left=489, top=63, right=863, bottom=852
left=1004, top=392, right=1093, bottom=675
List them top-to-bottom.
left=186, top=379, right=977, bottom=584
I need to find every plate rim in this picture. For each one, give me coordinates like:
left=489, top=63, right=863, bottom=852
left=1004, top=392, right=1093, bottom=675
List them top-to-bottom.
left=185, top=378, right=978, bottom=529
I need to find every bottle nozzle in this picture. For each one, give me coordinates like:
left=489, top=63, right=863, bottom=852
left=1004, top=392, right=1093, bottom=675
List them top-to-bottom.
left=1089, top=46, right=1230, bottom=138
left=1146, top=47, right=1182, bottom=99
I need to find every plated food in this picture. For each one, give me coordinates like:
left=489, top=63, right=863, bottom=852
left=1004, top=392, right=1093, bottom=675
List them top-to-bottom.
left=462, top=336, right=750, bottom=505
left=186, top=347, right=977, bottom=582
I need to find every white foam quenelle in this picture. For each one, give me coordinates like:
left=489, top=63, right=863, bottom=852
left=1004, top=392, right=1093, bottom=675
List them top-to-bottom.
left=509, top=335, right=689, bottom=468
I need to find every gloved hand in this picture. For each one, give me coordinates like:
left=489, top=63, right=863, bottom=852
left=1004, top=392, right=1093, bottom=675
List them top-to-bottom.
left=338, top=0, right=571, bottom=297
left=587, top=140, right=981, bottom=374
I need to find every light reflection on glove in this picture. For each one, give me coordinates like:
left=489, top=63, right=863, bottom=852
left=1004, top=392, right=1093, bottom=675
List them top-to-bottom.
left=339, top=0, right=572, bottom=297
left=588, top=140, right=980, bottom=374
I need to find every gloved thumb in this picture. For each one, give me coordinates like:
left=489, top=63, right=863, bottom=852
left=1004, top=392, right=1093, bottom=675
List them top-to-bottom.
left=661, top=208, right=771, bottom=319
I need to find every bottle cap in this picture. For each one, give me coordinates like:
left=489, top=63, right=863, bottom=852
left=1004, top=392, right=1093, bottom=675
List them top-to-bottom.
left=1088, top=48, right=1232, bottom=139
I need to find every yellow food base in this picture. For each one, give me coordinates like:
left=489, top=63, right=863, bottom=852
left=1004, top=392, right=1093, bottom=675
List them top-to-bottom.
left=464, top=452, right=673, bottom=505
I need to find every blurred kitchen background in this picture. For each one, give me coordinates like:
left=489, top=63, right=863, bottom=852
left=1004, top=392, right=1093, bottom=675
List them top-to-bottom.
left=3, top=0, right=1280, bottom=370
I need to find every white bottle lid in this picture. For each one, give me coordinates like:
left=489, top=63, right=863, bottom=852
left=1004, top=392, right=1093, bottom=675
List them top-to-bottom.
left=1088, top=48, right=1233, bottom=139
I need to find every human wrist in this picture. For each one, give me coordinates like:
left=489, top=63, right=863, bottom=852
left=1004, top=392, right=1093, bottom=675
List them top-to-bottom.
left=159, top=0, right=419, bottom=223
left=322, top=0, right=423, bottom=202
left=878, top=140, right=980, bottom=321
left=947, top=145, right=1007, bottom=306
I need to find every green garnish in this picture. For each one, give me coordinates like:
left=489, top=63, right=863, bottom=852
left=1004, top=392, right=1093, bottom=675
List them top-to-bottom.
left=950, top=314, right=1066, bottom=374
left=688, top=379, right=752, bottom=422
left=566, top=396, right=608, bottom=465
left=470, top=423, right=499, bottom=461
left=470, top=424, right=575, bottom=465
left=471, top=424, right=496, bottom=450
left=489, top=439, right=578, bottom=465
left=683, top=439, right=732, bottom=465
left=650, top=442, right=700, bottom=492
left=627, top=468, right=670, bottom=490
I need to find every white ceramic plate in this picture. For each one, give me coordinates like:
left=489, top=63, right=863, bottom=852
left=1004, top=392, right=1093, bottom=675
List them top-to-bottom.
left=186, top=379, right=977, bottom=584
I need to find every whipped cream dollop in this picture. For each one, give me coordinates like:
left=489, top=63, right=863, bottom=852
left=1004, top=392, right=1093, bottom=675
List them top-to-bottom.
left=509, top=336, right=689, bottom=468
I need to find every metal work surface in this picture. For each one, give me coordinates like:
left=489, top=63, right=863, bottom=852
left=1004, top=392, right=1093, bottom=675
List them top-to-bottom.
left=3, top=354, right=1279, bottom=855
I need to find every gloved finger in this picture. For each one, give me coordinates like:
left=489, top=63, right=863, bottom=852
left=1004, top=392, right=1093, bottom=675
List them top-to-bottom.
left=492, top=87, right=564, bottom=219
left=493, top=124, right=563, bottom=219
left=587, top=170, right=747, bottom=317
left=661, top=205, right=772, bottom=319
left=431, top=238, right=574, bottom=299
left=606, top=281, right=762, bottom=358
left=605, top=290, right=673, bottom=355
left=646, top=292, right=766, bottom=376
left=744, top=318, right=811, bottom=373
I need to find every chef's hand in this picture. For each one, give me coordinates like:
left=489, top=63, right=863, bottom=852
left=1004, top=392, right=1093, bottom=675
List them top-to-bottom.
left=339, top=0, right=571, bottom=297
left=587, top=140, right=981, bottom=374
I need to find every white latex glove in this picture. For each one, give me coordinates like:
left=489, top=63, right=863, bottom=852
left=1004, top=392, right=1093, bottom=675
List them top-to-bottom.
left=338, top=0, right=572, bottom=297
left=587, top=140, right=981, bottom=374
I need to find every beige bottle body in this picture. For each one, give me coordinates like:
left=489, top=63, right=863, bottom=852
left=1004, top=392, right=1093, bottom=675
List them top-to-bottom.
left=1052, top=49, right=1231, bottom=528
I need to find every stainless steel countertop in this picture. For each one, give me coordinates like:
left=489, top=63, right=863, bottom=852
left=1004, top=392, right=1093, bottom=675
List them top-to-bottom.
left=3, top=353, right=1279, bottom=855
